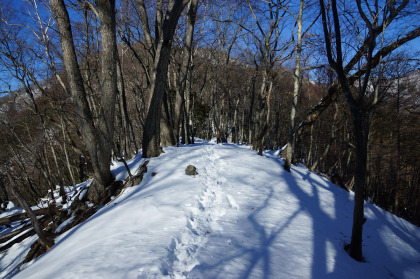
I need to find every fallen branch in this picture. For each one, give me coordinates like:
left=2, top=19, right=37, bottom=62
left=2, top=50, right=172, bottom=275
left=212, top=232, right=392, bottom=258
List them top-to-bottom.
left=6, top=173, right=54, bottom=249
left=0, top=207, right=58, bottom=226
left=0, top=223, right=32, bottom=244
left=0, top=227, right=35, bottom=253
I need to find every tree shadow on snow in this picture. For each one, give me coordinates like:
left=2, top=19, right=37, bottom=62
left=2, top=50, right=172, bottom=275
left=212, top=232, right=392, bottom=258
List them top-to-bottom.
left=192, top=152, right=366, bottom=278
left=280, top=160, right=402, bottom=278
left=285, top=167, right=344, bottom=279
left=191, top=185, right=304, bottom=279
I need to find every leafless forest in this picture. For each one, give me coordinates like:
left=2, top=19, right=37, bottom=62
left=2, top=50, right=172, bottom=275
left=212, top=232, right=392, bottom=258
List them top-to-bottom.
left=0, top=0, right=419, bottom=262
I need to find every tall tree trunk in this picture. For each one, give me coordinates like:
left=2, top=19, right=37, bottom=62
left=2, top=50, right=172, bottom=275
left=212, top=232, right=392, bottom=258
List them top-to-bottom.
left=50, top=0, right=117, bottom=202
left=95, top=0, right=118, bottom=179
left=142, top=0, right=187, bottom=158
left=175, top=0, right=198, bottom=146
left=284, top=0, right=304, bottom=171
left=117, top=54, right=138, bottom=157
left=252, top=72, right=267, bottom=152
left=254, top=74, right=272, bottom=156
left=394, top=75, right=401, bottom=214
left=248, top=76, right=256, bottom=145
left=181, top=90, right=190, bottom=144
left=190, top=90, right=196, bottom=144
left=160, top=92, right=177, bottom=146
left=230, top=98, right=240, bottom=143
left=240, top=107, right=245, bottom=144
left=349, top=111, right=368, bottom=261
left=60, top=114, right=76, bottom=189
left=307, top=124, right=314, bottom=166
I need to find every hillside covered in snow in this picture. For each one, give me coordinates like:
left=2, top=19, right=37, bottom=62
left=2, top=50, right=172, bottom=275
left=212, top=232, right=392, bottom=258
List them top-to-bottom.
left=1, top=140, right=420, bottom=278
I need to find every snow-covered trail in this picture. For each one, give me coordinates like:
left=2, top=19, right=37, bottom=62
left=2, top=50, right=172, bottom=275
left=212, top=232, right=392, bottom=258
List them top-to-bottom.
left=9, top=140, right=420, bottom=279
left=166, top=143, right=231, bottom=278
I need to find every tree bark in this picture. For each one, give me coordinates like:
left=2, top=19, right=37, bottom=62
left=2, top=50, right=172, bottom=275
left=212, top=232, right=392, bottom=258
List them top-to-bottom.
left=49, top=0, right=118, bottom=202
left=142, top=0, right=188, bottom=158
left=175, top=0, right=199, bottom=145
left=284, top=0, right=304, bottom=172
left=315, top=0, right=420, bottom=261
left=117, top=54, right=138, bottom=157
left=248, top=75, right=256, bottom=144
left=160, top=91, right=177, bottom=146
left=349, top=111, right=368, bottom=261
left=60, top=114, right=76, bottom=189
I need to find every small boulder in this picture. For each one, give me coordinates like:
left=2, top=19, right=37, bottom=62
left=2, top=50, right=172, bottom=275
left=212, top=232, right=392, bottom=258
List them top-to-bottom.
left=185, top=165, right=198, bottom=175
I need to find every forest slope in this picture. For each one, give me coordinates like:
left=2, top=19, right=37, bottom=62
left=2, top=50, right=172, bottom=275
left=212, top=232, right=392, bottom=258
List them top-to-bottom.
left=3, top=140, right=420, bottom=278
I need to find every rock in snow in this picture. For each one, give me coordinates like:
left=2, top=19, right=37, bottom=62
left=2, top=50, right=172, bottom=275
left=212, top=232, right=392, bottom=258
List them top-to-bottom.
left=185, top=165, right=198, bottom=175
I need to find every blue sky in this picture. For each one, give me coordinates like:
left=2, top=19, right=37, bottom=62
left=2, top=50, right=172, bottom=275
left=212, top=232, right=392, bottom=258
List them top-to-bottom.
left=1, top=0, right=419, bottom=95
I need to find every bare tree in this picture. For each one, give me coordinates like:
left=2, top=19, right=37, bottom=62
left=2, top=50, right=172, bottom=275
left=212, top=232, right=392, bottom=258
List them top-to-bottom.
left=49, top=0, right=118, bottom=202
left=140, top=0, right=189, bottom=158
left=174, top=0, right=199, bottom=145
left=203, top=0, right=245, bottom=144
left=246, top=0, right=293, bottom=155
left=284, top=0, right=305, bottom=171
left=318, top=0, right=420, bottom=261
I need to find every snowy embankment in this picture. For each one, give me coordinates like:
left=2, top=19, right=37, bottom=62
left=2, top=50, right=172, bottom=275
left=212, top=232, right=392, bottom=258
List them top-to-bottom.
left=3, top=139, right=420, bottom=278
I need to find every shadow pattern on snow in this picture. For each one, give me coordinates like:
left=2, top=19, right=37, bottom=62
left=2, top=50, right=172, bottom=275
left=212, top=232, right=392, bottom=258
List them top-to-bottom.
left=187, top=143, right=418, bottom=279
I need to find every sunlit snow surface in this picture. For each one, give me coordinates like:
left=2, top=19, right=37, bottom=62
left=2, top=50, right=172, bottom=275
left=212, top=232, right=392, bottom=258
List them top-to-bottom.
left=5, top=139, right=420, bottom=278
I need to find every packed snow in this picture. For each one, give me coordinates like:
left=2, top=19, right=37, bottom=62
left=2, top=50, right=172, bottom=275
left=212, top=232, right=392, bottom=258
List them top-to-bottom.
left=2, top=139, right=420, bottom=278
